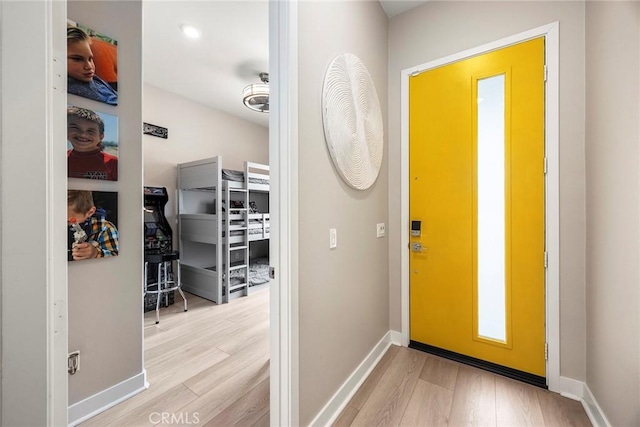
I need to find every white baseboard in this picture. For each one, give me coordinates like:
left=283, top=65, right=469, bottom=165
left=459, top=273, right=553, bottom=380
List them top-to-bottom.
left=308, top=330, right=399, bottom=426
left=389, top=330, right=403, bottom=346
left=68, top=370, right=148, bottom=426
left=559, top=375, right=584, bottom=401
left=558, top=376, right=611, bottom=427
left=582, top=383, right=611, bottom=427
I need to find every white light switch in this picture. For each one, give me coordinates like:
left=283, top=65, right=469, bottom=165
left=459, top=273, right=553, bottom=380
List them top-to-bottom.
left=377, top=223, right=385, bottom=238
left=329, top=228, right=337, bottom=249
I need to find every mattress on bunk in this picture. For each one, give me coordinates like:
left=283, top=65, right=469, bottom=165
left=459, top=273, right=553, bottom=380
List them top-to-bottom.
left=222, top=168, right=269, bottom=185
left=222, top=168, right=244, bottom=182
left=249, top=176, right=269, bottom=185
left=249, top=228, right=270, bottom=235
left=221, top=230, right=246, bottom=237
left=224, top=257, right=270, bottom=286
left=249, top=257, right=270, bottom=286
left=207, top=264, right=245, bottom=287
left=227, top=265, right=245, bottom=287
left=228, top=274, right=244, bottom=287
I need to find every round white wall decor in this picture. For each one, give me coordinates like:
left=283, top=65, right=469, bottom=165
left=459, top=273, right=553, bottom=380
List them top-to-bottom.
left=322, top=53, right=383, bottom=190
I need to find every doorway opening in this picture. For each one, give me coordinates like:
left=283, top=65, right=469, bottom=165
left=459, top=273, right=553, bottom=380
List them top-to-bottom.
left=67, top=1, right=275, bottom=425
left=140, top=2, right=272, bottom=425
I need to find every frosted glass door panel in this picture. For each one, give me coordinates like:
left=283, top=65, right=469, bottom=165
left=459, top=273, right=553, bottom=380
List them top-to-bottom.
left=477, top=74, right=506, bottom=342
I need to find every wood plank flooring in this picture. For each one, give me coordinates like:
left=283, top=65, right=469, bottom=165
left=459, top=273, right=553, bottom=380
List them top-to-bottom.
left=80, top=288, right=270, bottom=427
left=79, top=292, right=591, bottom=427
left=335, top=346, right=592, bottom=427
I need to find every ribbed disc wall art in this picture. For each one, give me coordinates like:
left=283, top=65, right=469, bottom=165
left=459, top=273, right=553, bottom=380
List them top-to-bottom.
left=322, top=53, right=383, bottom=190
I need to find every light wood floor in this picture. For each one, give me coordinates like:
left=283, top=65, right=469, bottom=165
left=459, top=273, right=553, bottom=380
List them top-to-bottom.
left=80, top=288, right=270, bottom=427
left=80, top=290, right=591, bottom=427
left=334, top=345, right=592, bottom=427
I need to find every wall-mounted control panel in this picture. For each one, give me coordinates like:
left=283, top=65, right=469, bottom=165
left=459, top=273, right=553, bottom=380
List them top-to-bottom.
left=411, top=220, right=421, bottom=237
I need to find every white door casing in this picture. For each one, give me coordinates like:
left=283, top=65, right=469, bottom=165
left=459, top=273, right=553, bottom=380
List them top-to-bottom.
left=1, top=0, right=68, bottom=425
left=269, top=0, right=299, bottom=425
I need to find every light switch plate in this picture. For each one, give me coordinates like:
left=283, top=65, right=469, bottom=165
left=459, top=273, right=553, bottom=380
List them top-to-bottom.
left=376, top=223, right=385, bottom=238
left=330, top=228, right=337, bottom=248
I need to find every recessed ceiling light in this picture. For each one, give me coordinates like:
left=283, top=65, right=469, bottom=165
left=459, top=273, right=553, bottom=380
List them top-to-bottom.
left=180, top=24, right=201, bottom=39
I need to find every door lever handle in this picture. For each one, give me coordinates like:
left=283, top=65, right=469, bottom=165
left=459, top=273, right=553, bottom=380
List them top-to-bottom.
left=412, top=242, right=427, bottom=252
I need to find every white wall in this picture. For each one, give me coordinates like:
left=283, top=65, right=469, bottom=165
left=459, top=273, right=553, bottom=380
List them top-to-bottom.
left=67, top=0, right=144, bottom=408
left=297, top=1, right=389, bottom=424
left=388, top=1, right=587, bottom=381
left=585, top=2, right=640, bottom=425
left=143, top=84, right=268, bottom=246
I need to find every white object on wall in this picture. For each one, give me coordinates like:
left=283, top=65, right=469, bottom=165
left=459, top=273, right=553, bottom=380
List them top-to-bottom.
left=322, top=53, right=383, bottom=190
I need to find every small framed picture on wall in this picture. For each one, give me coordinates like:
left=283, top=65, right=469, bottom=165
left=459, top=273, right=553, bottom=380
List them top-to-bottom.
left=67, top=20, right=118, bottom=105
left=67, top=106, right=118, bottom=181
left=67, top=190, right=119, bottom=262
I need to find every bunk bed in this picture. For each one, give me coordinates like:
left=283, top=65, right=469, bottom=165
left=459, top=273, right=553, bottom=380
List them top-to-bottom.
left=177, top=156, right=269, bottom=304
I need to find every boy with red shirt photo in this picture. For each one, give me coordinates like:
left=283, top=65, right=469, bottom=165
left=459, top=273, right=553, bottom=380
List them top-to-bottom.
left=67, top=106, right=118, bottom=181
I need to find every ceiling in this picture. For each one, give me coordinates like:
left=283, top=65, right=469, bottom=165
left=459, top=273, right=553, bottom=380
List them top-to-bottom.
left=143, top=1, right=427, bottom=128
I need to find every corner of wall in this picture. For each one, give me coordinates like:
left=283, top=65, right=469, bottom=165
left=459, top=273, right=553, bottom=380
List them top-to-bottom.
left=308, top=331, right=397, bottom=427
left=68, top=371, right=147, bottom=426
left=559, top=376, right=611, bottom=427
left=582, top=383, right=612, bottom=427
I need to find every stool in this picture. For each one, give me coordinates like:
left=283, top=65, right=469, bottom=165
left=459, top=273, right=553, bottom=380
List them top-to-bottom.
left=144, top=251, right=187, bottom=324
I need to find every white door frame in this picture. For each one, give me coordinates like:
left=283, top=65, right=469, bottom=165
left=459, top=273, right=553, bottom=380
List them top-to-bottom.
left=1, top=0, right=68, bottom=425
left=269, top=0, right=299, bottom=425
left=399, top=22, right=560, bottom=392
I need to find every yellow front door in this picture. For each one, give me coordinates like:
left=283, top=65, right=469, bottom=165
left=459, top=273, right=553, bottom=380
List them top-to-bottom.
left=409, top=37, right=545, bottom=378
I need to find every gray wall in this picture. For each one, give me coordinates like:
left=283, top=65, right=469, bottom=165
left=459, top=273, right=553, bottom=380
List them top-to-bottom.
left=67, top=1, right=144, bottom=406
left=298, top=1, right=389, bottom=424
left=388, top=1, right=588, bottom=381
left=585, top=2, right=640, bottom=425
left=143, top=83, right=268, bottom=247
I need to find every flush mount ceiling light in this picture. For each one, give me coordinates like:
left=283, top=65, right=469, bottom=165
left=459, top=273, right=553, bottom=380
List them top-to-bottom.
left=180, top=24, right=201, bottom=39
left=242, top=72, right=269, bottom=113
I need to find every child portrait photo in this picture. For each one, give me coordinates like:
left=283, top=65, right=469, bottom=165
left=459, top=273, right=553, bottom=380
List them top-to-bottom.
left=67, top=20, right=118, bottom=105
left=67, top=105, right=119, bottom=181
left=68, top=190, right=119, bottom=262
